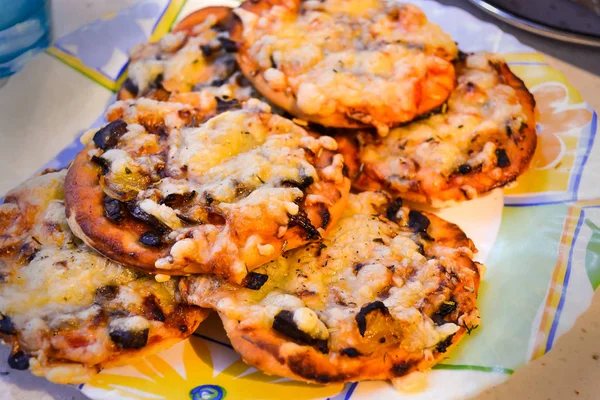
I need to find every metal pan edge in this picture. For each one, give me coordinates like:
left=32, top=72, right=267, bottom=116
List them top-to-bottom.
left=468, top=0, right=600, bottom=47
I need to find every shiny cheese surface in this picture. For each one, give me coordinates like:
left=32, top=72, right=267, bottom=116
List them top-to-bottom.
left=236, top=0, right=457, bottom=134
left=126, top=12, right=254, bottom=110
left=352, top=52, right=532, bottom=206
left=86, top=99, right=348, bottom=282
left=0, top=171, right=201, bottom=384
left=184, top=192, right=481, bottom=358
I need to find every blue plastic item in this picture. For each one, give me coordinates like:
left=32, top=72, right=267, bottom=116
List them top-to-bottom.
left=0, top=0, right=51, bottom=78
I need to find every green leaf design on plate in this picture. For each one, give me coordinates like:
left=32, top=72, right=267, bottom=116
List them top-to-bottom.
left=584, top=219, right=600, bottom=290
left=433, top=364, right=514, bottom=375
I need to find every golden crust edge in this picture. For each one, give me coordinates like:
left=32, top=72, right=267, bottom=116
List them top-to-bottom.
left=230, top=0, right=456, bottom=131
left=345, top=58, right=537, bottom=206
left=180, top=203, right=481, bottom=384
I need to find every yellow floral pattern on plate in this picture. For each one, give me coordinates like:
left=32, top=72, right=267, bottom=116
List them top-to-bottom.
left=502, top=53, right=596, bottom=204
left=84, top=333, right=344, bottom=400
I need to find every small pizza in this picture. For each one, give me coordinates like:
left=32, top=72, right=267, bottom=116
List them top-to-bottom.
left=231, top=0, right=458, bottom=135
left=119, top=6, right=255, bottom=117
left=338, top=52, right=537, bottom=207
left=65, top=98, right=350, bottom=283
left=0, top=170, right=207, bottom=384
left=180, top=191, right=482, bottom=383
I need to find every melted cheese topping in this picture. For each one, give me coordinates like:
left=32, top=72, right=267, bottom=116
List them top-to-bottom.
left=238, top=0, right=457, bottom=133
left=126, top=12, right=255, bottom=109
left=355, top=52, right=531, bottom=205
left=94, top=99, right=347, bottom=282
left=158, top=104, right=339, bottom=272
left=0, top=170, right=69, bottom=258
left=0, top=171, right=196, bottom=383
left=184, top=192, right=481, bottom=357
left=1, top=248, right=137, bottom=323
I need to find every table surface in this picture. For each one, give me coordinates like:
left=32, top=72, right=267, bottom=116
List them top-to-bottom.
left=0, top=1, right=599, bottom=399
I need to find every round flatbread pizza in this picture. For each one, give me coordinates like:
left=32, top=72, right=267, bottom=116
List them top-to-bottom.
left=230, top=0, right=458, bottom=135
left=119, top=6, right=255, bottom=117
left=337, top=52, right=537, bottom=207
left=65, top=98, right=351, bottom=283
left=0, top=170, right=208, bottom=384
left=180, top=191, right=483, bottom=383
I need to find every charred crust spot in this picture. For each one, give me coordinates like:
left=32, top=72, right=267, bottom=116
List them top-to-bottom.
left=217, top=37, right=239, bottom=52
left=200, top=44, right=216, bottom=57
left=458, top=50, right=470, bottom=61
left=269, top=54, right=277, bottom=68
left=220, top=59, right=238, bottom=81
left=489, top=61, right=505, bottom=81
left=154, top=73, right=164, bottom=87
left=235, top=73, right=250, bottom=88
left=122, top=77, right=139, bottom=96
left=210, top=77, right=228, bottom=87
left=216, top=98, right=241, bottom=113
left=413, top=102, right=447, bottom=122
left=93, top=119, right=128, bottom=150
left=145, top=123, right=168, bottom=137
left=496, top=148, right=511, bottom=168
left=91, top=155, right=110, bottom=174
left=342, top=163, right=350, bottom=178
left=457, top=164, right=472, bottom=175
left=281, top=175, right=314, bottom=190
left=232, top=180, right=252, bottom=198
left=161, top=191, right=196, bottom=208
left=204, top=192, right=214, bottom=205
left=103, top=195, right=127, bottom=223
left=385, top=198, right=403, bottom=222
left=128, top=202, right=169, bottom=233
left=316, top=204, right=330, bottom=229
left=288, top=210, right=321, bottom=240
left=408, top=210, right=430, bottom=233
left=207, top=212, right=226, bottom=225
left=177, top=214, right=198, bottom=225
left=139, top=231, right=162, bottom=247
left=19, top=241, right=40, bottom=264
left=315, top=242, right=327, bottom=257
left=417, top=242, right=425, bottom=255
left=353, top=262, right=366, bottom=275
left=245, top=272, right=269, bottom=290
left=95, top=285, right=119, bottom=303
left=143, top=295, right=166, bottom=322
left=432, top=299, right=457, bottom=325
left=438, top=300, right=457, bottom=316
left=356, top=301, right=389, bottom=337
left=91, top=309, right=108, bottom=327
left=108, top=310, right=129, bottom=319
left=272, top=310, right=328, bottom=353
left=0, top=314, right=15, bottom=335
left=178, top=324, right=188, bottom=333
left=110, top=328, right=149, bottom=349
left=245, top=333, right=284, bottom=363
left=436, top=334, right=455, bottom=353
left=340, top=347, right=362, bottom=358
left=8, top=351, right=29, bottom=370
left=286, top=353, right=340, bottom=383
left=391, top=361, right=413, bottom=377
